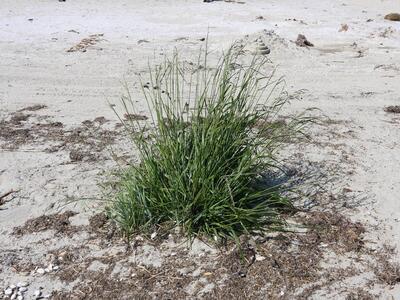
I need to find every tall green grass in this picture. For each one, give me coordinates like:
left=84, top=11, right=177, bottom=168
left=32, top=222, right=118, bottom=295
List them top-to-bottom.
left=109, top=47, right=307, bottom=242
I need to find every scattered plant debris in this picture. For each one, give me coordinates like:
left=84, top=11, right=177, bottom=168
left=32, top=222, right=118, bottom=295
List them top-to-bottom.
left=204, top=0, right=245, bottom=3
left=285, top=18, right=308, bottom=25
left=339, top=23, right=349, bottom=32
left=379, top=27, right=395, bottom=38
left=67, top=34, right=104, bottom=52
left=295, top=34, right=314, bottom=47
left=137, top=39, right=150, bottom=44
left=374, top=64, right=400, bottom=71
left=18, top=104, right=47, bottom=112
left=384, top=105, right=400, bottom=114
left=0, top=111, right=118, bottom=161
left=10, top=113, right=30, bottom=124
left=123, top=113, right=148, bottom=121
left=69, top=149, right=95, bottom=162
left=34, top=210, right=368, bottom=299
left=13, top=211, right=78, bottom=235
left=89, top=213, right=109, bottom=231
left=372, top=245, right=400, bottom=286
left=375, top=260, right=400, bottom=286
left=345, top=288, right=376, bottom=300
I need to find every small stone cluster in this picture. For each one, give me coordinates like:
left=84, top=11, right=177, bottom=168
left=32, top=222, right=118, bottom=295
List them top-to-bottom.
left=1, top=263, right=59, bottom=300
left=35, top=263, right=59, bottom=275
left=2, top=282, right=50, bottom=300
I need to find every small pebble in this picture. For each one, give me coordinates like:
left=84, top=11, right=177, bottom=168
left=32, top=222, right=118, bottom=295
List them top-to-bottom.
left=384, top=13, right=400, bottom=21
left=150, top=232, right=157, bottom=239
left=255, top=254, right=266, bottom=261
left=53, top=265, right=59, bottom=271
left=36, top=268, right=45, bottom=274
left=44, top=268, right=50, bottom=273
left=17, top=282, right=29, bottom=288
left=18, top=287, right=28, bottom=293
left=5, top=288, right=13, bottom=295
left=33, top=290, right=41, bottom=298
left=11, top=293, right=17, bottom=300
left=17, top=296, right=24, bottom=300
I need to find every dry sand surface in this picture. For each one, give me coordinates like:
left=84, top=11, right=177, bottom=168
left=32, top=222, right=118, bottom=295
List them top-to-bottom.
left=1, top=0, right=400, bottom=299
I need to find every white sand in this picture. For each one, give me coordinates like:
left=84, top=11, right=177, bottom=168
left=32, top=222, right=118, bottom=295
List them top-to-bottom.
left=1, top=0, right=400, bottom=298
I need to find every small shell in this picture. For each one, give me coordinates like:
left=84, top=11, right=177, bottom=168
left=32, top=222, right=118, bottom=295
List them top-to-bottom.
left=257, top=48, right=271, bottom=55
left=36, top=268, right=45, bottom=274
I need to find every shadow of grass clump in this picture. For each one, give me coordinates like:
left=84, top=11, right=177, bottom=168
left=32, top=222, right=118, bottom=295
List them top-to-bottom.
left=109, top=47, right=310, bottom=242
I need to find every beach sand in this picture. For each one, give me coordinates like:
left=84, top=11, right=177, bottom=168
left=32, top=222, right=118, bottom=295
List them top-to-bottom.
left=1, top=0, right=400, bottom=298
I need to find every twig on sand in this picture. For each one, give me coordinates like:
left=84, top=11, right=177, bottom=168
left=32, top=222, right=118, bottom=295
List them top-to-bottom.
left=0, top=189, right=18, bottom=205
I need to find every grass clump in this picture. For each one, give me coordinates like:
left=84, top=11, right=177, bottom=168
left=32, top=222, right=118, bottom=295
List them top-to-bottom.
left=110, top=47, right=306, bottom=241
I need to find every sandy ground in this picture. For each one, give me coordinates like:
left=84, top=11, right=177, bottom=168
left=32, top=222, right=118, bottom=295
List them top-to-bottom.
left=1, top=0, right=400, bottom=299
